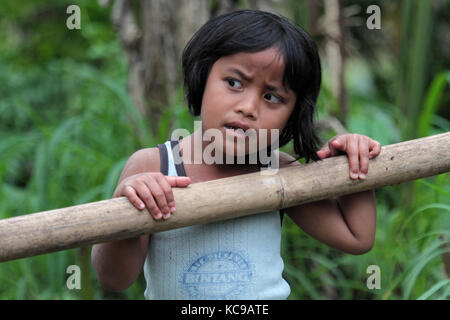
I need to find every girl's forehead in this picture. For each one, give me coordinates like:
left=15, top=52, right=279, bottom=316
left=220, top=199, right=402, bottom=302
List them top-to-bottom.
left=217, top=48, right=286, bottom=76
left=223, top=48, right=284, bottom=66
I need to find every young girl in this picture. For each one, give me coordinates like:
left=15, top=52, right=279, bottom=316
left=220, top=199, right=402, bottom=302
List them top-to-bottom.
left=92, top=9, right=381, bottom=300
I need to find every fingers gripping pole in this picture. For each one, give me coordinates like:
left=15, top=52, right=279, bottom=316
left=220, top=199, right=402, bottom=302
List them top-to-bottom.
left=0, top=132, right=449, bottom=262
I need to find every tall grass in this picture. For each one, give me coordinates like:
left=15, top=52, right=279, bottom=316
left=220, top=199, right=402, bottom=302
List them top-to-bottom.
left=0, top=56, right=148, bottom=299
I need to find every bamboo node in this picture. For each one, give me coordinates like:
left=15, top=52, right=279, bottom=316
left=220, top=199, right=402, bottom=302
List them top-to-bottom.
left=276, top=172, right=286, bottom=210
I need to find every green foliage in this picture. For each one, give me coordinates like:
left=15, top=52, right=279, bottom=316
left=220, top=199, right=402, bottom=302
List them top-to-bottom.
left=0, top=0, right=449, bottom=300
left=418, top=71, right=450, bottom=138
left=282, top=174, right=450, bottom=300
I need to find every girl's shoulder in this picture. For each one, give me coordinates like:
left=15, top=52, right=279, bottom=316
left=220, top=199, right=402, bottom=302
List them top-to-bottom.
left=122, top=147, right=161, bottom=175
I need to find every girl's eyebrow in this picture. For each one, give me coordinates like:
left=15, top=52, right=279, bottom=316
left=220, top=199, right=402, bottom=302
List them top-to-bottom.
left=227, top=67, right=288, bottom=94
left=228, top=68, right=252, bottom=81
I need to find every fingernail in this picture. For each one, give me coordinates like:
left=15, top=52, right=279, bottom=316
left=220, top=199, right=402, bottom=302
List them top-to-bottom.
left=350, top=172, right=358, bottom=179
left=359, top=173, right=366, bottom=179
left=139, top=204, right=145, bottom=209
left=170, top=206, right=176, bottom=213
left=155, top=212, right=162, bottom=219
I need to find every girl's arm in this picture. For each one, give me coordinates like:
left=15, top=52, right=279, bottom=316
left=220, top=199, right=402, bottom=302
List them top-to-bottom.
left=281, top=134, right=381, bottom=254
left=92, top=148, right=190, bottom=291
left=91, top=149, right=155, bottom=291
left=285, top=188, right=376, bottom=255
left=91, top=233, right=149, bottom=291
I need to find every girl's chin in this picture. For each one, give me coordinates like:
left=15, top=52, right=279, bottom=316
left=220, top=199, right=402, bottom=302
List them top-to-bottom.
left=216, top=141, right=248, bottom=157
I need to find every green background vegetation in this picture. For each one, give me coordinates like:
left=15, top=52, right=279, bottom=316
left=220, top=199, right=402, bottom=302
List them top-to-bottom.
left=0, top=0, right=449, bottom=299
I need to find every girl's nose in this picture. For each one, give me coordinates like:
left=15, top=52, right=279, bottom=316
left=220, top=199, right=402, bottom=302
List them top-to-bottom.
left=235, top=91, right=259, bottom=119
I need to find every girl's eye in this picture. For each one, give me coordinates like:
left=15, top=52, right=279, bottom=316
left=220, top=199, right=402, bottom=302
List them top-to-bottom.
left=227, top=78, right=242, bottom=89
left=264, top=93, right=284, bottom=104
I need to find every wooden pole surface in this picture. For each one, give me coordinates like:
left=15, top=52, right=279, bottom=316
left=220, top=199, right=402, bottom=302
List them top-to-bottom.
left=0, top=132, right=449, bottom=262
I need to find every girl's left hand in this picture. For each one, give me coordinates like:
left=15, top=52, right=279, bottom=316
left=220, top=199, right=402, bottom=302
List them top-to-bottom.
left=316, top=134, right=382, bottom=180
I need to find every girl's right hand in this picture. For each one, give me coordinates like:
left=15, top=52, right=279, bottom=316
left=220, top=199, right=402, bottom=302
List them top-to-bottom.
left=116, top=172, right=191, bottom=220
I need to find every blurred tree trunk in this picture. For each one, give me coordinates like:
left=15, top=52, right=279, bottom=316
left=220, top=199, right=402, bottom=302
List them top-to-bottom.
left=111, top=0, right=210, bottom=137
left=305, top=0, right=320, bottom=35
left=324, top=0, right=348, bottom=128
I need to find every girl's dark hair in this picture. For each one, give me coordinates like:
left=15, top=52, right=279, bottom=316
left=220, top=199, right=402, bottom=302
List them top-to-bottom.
left=182, top=9, right=322, bottom=163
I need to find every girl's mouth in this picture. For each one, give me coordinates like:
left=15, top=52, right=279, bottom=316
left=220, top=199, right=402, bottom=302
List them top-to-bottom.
left=224, top=125, right=247, bottom=138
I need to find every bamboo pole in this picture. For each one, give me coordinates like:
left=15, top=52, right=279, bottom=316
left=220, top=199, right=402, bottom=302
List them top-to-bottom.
left=0, top=132, right=449, bottom=262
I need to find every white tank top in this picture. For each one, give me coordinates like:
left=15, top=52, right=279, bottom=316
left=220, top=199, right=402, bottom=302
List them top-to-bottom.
left=143, top=140, right=291, bottom=299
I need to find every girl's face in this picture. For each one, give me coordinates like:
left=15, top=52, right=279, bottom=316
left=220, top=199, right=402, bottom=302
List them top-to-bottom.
left=200, top=47, right=296, bottom=159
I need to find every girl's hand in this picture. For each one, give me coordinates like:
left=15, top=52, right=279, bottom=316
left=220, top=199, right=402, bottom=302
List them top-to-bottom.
left=316, top=134, right=382, bottom=180
left=116, top=172, right=191, bottom=220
